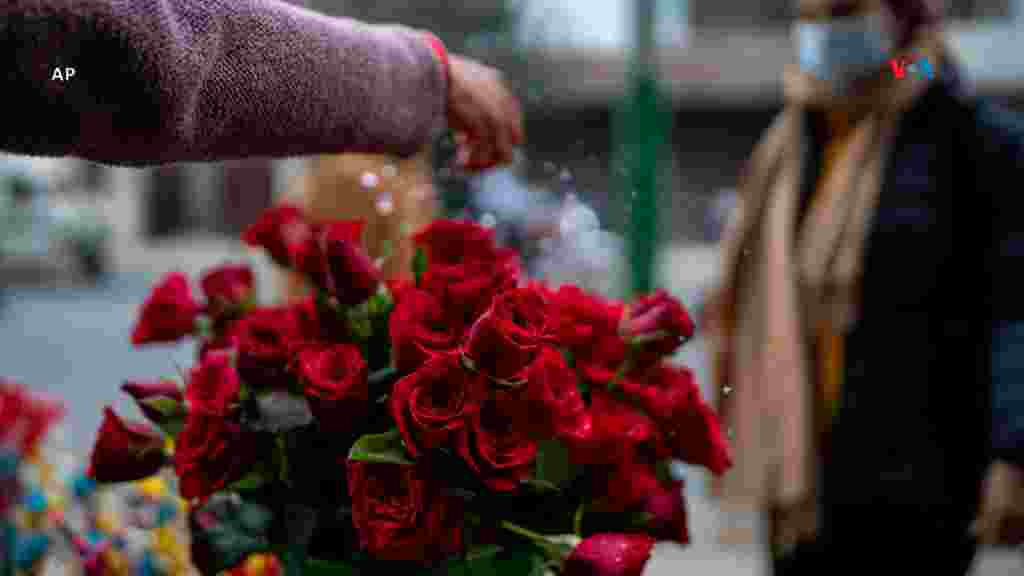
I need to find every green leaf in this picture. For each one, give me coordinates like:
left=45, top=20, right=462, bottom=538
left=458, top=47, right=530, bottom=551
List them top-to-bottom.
left=412, top=247, right=428, bottom=287
left=139, top=396, right=186, bottom=437
left=348, top=429, right=414, bottom=465
left=533, top=440, right=576, bottom=487
left=227, top=471, right=267, bottom=492
left=190, top=493, right=273, bottom=575
left=446, top=543, right=548, bottom=576
left=303, top=558, right=358, bottom=576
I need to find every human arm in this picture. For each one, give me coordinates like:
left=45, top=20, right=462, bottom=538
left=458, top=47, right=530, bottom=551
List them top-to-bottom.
left=1, top=0, right=447, bottom=166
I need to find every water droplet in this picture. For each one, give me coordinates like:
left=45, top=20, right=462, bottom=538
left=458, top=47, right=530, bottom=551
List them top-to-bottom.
left=381, top=164, right=398, bottom=179
left=559, top=168, right=573, bottom=183
left=360, top=172, right=379, bottom=190
left=375, top=192, right=394, bottom=215
left=480, top=213, right=497, bottom=228
left=374, top=257, right=386, bottom=268
left=723, top=386, right=733, bottom=396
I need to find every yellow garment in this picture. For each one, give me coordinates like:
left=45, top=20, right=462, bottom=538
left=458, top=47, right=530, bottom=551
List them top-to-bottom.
left=813, top=109, right=856, bottom=437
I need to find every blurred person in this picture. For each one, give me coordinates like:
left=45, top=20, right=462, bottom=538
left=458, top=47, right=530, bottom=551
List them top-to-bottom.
left=2, top=0, right=522, bottom=172
left=704, top=0, right=1024, bottom=573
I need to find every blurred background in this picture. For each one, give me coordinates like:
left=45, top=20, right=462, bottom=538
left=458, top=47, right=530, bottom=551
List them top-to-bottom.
left=3, top=1, right=1024, bottom=573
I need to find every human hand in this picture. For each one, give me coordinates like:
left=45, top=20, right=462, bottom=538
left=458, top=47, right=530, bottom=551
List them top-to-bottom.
left=445, top=54, right=524, bottom=172
left=971, top=460, right=1024, bottom=547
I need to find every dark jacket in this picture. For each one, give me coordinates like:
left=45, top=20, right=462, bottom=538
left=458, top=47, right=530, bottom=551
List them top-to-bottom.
left=800, top=62, right=1024, bottom=541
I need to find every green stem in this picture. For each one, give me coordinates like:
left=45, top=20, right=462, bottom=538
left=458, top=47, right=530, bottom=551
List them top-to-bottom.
left=573, top=504, right=585, bottom=536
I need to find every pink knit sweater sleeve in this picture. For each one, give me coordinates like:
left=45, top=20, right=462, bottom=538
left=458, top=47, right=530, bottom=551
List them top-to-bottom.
left=1, top=0, right=448, bottom=166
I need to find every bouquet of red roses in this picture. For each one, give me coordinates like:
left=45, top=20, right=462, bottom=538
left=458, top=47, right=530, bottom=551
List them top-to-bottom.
left=87, top=205, right=731, bottom=576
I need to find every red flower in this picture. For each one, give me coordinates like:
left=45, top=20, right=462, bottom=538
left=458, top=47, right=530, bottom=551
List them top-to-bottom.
left=241, top=205, right=310, bottom=269
left=412, top=219, right=501, bottom=264
left=321, top=221, right=381, bottom=307
left=420, top=257, right=520, bottom=334
left=200, top=264, right=254, bottom=318
left=130, top=272, right=200, bottom=346
left=386, top=277, right=415, bottom=305
left=549, top=285, right=627, bottom=370
left=463, top=286, right=556, bottom=384
left=389, top=289, right=457, bottom=375
left=620, top=290, right=695, bottom=366
left=290, top=295, right=323, bottom=341
left=234, top=308, right=299, bottom=389
left=198, top=319, right=245, bottom=361
left=296, top=344, right=369, bottom=434
left=519, top=347, right=591, bottom=442
left=185, top=350, right=241, bottom=416
left=390, top=353, right=485, bottom=458
left=618, top=363, right=700, bottom=425
left=121, top=379, right=184, bottom=425
left=0, top=382, right=64, bottom=456
left=569, top=392, right=657, bottom=467
left=455, top=393, right=538, bottom=492
left=664, top=400, right=732, bottom=476
left=88, top=408, right=166, bottom=483
left=175, top=413, right=259, bottom=503
left=346, top=460, right=465, bottom=563
left=643, top=480, right=689, bottom=544
left=563, top=533, right=655, bottom=576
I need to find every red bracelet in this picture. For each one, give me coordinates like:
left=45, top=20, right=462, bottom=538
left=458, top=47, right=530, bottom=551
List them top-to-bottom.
left=423, top=33, right=450, bottom=89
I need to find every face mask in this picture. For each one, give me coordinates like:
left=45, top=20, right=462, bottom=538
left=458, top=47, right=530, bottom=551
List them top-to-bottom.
left=793, top=11, right=895, bottom=88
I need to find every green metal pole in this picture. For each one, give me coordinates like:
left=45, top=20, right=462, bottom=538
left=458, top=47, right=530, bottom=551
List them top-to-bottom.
left=618, top=0, right=670, bottom=298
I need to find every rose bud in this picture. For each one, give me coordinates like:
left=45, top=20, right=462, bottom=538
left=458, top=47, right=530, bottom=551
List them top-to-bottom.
left=241, top=205, right=310, bottom=269
left=320, top=221, right=382, bottom=307
left=420, top=257, right=520, bottom=335
left=200, top=264, right=255, bottom=318
left=130, top=272, right=200, bottom=346
left=549, top=285, right=627, bottom=367
left=463, top=286, right=556, bottom=384
left=389, top=289, right=457, bottom=375
left=619, top=289, right=695, bottom=365
left=297, top=344, right=369, bottom=435
left=186, top=351, right=241, bottom=417
left=390, top=352, right=485, bottom=458
left=121, top=379, right=185, bottom=426
left=455, top=393, right=538, bottom=492
left=665, top=401, right=732, bottom=476
left=88, top=408, right=167, bottom=483
left=346, top=459, right=464, bottom=563
left=643, top=480, right=689, bottom=544
left=562, top=533, right=656, bottom=576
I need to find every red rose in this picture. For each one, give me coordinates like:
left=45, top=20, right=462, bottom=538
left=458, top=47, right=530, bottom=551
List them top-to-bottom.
left=241, top=205, right=310, bottom=269
left=412, top=219, right=501, bottom=264
left=321, top=221, right=381, bottom=307
left=420, top=257, right=520, bottom=334
left=200, top=264, right=254, bottom=318
left=131, top=272, right=200, bottom=346
left=386, top=277, right=415, bottom=305
left=463, top=286, right=555, bottom=384
left=549, top=286, right=627, bottom=370
left=389, top=289, right=457, bottom=375
left=620, top=289, right=695, bottom=365
left=234, top=308, right=299, bottom=389
left=198, top=319, right=245, bottom=361
left=296, top=344, right=369, bottom=434
left=519, top=347, right=591, bottom=442
left=186, top=351, right=241, bottom=416
left=389, top=353, right=485, bottom=458
left=619, top=363, right=700, bottom=424
left=121, top=379, right=184, bottom=425
left=0, top=383, right=64, bottom=456
left=569, top=392, right=657, bottom=467
left=455, top=393, right=538, bottom=492
left=664, top=400, right=732, bottom=476
left=88, top=408, right=166, bottom=483
left=175, top=413, right=259, bottom=503
left=346, top=460, right=464, bottom=563
left=589, top=460, right=662, bottom=513
left=643, top=480, right=689, bottom=544
left=563, top=533, right=655, bottom=576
